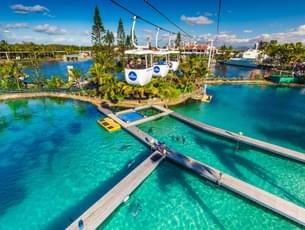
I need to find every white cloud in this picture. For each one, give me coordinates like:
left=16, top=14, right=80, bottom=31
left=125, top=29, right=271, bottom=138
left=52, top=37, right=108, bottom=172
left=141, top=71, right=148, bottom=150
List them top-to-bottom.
left=10, top=4, right=49, bottom=14
left=181, top=15, right=213, bottom=25
left=5, top=23, right=29, bottom=30
left=33, top=24, right=66, bottom=35
left=195, top=24, right=305, bottom=46
left=243, top=29, right=253, bottom=33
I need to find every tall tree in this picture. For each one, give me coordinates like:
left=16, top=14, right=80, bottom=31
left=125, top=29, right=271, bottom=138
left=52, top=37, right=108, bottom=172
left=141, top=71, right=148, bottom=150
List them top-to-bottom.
left=91, top=6, right=105, bottom=46
left=116, top=18, right=125, bottom=47
left=104, top=30, right=114, bottom=47
left=175, top=32, right=181, bottom=48
left=125, top=35, right=131, bottom=48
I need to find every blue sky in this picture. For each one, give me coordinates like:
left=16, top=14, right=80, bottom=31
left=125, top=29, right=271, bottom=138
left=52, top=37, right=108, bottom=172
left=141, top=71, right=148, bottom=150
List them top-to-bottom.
left=0, top=0, right=305, bottom=47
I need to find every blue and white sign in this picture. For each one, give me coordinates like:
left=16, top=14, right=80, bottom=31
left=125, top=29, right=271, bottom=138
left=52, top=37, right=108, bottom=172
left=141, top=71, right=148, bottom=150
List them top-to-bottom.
left=154, top=66, right=160, bottom=73
left=128, top=71, right=137, bottom=81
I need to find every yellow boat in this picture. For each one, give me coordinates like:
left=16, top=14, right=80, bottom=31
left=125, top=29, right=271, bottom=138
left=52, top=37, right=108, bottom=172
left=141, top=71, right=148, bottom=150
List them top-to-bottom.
left=201, top=95, right=212, bottom=103
left=97, top=118, right=121, bottom=132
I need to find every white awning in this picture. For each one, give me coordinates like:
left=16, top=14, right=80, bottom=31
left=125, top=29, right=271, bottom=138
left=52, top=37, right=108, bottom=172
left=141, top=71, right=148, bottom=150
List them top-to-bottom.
left=125, top=49, right=153, bottom=55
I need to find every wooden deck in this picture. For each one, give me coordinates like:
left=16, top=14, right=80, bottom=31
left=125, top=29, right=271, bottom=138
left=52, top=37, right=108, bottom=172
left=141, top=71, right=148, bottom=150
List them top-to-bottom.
left=170, top=112, right=305, bottom=163
left=166, top=150, right=305, bottom=226
left=66, top=151, right=164, bottom=230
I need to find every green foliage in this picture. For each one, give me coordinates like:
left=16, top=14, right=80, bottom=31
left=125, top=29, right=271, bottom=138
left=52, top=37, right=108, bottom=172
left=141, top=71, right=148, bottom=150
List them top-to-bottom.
left=91, top=6, right=105, bottom=46
left=116, top=18, right=125, bottom=47
left=104, top=30, right=114, bottom=47
left=175, top=32, right=181, bottom=48
left=262, top=41, right=305, bottom=69
left=215, top=45, right=236, bottom=61
left=87, top=55, right=208, bottom=102
left=0, top=61, right=26, bottom=89
left=69, top=68, right=87, bottom=89
left=46, top=76, right=66, bottom=88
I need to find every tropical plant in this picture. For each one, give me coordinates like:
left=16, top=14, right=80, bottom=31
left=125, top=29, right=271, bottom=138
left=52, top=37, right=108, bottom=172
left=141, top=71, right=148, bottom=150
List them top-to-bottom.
left=0, top=61, right=26, bottom=90
left=69, top=68, right=86, bottom=89
left=46, top=76, right=66, bottom=88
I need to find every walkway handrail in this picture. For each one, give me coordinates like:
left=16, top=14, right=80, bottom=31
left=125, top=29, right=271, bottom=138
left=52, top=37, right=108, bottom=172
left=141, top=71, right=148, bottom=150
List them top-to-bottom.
left=0, top=88, right=80, bottom=95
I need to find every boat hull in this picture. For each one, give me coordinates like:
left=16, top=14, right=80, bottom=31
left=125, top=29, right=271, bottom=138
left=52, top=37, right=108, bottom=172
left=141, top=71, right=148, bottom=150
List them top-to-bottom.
left=267, top=75, right=305, bottom=84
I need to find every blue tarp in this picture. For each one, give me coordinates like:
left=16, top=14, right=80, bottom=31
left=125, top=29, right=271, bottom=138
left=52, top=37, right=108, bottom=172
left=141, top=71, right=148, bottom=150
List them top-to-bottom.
left=118, top=112, right=144, bottom=123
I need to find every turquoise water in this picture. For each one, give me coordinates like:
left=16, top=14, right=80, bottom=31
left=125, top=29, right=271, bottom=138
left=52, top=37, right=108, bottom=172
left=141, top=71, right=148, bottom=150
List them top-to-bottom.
left=174, top=84, right=305, bottom=153
left=1, top=85, right=305, bottom=229
left=0, top=98, right=148, bottom=229
left=139, top=116, right=305, bottom=208
left=101, top=161, right=300, bottom=229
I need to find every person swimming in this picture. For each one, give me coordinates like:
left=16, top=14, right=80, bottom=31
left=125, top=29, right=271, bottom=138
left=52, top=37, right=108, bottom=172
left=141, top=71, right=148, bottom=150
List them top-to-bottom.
left=127, top=159, right=135, bottom=169
left=132, top=201, right=142, bottom=218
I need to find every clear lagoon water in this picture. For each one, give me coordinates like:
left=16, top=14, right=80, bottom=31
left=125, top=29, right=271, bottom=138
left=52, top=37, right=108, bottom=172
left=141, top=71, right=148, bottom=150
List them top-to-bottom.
left=1, top=84, right=304, bottom=229
left=174, top=84, right=305, bottom=153
left=0, top=98, right=149, bottom=229
left=139, top=116, right=305, bottom=208
left=100, top=161, right=300, bottom=230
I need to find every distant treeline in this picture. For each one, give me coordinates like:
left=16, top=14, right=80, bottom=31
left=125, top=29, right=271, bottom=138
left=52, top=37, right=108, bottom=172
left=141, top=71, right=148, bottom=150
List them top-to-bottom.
left=0, top=40, right=92, bottom=52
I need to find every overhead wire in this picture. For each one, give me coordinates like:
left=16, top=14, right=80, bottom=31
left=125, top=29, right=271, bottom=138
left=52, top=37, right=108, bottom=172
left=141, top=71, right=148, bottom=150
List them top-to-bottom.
left=109, top=0, right=177, bottom=34
left=143, top=0, right=193, bottom=38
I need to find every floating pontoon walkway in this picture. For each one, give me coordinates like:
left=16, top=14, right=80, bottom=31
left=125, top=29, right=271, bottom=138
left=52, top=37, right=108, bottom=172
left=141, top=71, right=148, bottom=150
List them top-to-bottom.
left=67, top=105, right=305, bottom=228
left=108, top=105, right=172, bottom=128
left=170, top=112, right=305, bottom=163
left=124, top=125, right=305, bottom=227
left=166, top=150, right=305, bottom=226
left=66, top=151, right=165, bottom=230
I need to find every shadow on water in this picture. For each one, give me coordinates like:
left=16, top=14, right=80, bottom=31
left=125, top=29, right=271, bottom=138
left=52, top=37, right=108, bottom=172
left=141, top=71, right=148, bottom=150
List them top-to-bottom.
left=5, top=100, right=33, bottom=122
left=0, top=116, right=8, bottom=133
left=68, top=122, right=82, bottom=134
left=0, top=125, right=68, bottom=216
left=257, top=125, right=305, bottom=150
left=191, top=131, right=305, bottom=207
left=46, top=149, right=151, bottom=230
left=0, top=161, right=27, bottom=217
left=156, top=161, right=226, bottom=230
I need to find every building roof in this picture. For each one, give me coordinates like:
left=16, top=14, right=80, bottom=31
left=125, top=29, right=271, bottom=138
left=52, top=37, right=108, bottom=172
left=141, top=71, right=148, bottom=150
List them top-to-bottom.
left=184, top=44, right=209, bottom=50
left=125, top=49, right=153, bottom=55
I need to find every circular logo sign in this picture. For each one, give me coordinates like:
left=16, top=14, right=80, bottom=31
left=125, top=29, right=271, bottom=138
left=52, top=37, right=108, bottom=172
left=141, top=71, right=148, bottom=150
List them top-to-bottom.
left=154, top=66, right=160, bottom=73
left=128, top=71, right=137, bottom=81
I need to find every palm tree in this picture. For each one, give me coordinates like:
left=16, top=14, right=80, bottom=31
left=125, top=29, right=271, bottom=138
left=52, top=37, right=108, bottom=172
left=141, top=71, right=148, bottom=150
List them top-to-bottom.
left=70, top=68, right=86, bottom=89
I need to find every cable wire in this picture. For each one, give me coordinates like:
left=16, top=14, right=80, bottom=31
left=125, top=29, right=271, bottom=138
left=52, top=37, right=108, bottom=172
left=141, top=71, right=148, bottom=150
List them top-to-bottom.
left=110, top=0, right=177, bottom=34
left=144, top=0, right=192, bottom=38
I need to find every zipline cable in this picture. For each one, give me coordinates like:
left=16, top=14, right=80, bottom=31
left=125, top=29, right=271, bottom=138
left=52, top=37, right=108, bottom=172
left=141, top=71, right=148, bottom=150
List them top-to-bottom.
left=110, top=0, right=177, bottom=34
left=143, top=0, right=192, bottom=38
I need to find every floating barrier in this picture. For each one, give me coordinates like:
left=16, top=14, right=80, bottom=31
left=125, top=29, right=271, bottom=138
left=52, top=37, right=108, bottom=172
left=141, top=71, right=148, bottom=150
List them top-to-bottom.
left=97, top=118, right=121, bottom=132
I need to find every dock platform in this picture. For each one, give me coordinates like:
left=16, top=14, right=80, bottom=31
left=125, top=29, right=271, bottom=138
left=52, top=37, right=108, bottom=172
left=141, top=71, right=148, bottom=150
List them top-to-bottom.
left=90, top=105, right=305, bottom=227
left=170, top=112, right=305, bottom=163
left=166, top=150, right=305, bottom=226
left=66, top=151, right=164, bottom=230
